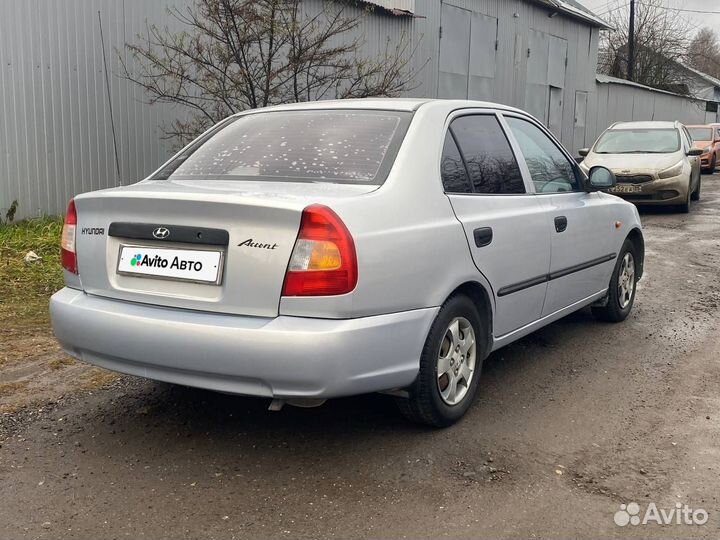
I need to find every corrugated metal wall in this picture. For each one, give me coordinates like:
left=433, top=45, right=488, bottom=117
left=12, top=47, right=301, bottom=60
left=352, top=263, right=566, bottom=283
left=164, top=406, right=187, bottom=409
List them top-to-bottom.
left=0, top=0, right=715, bottom=219
left=0, top=0, right=194, bottom=219
left=0, top=0, right=412, bottom=219
left=409, top=0, right=601, bottom=149
left=588, top=78, right=711, bottom=146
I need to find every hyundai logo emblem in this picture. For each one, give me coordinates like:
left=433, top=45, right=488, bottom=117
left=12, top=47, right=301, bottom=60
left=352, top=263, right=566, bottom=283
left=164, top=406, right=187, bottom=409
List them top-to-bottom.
left=152, top=227, right=170, bottom=240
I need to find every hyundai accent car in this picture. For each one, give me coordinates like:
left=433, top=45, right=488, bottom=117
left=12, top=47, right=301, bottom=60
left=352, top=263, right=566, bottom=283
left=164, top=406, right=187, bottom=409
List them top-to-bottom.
left=50, top=99, right=644, bottom=427
left=579, top=121, right=702, bottom=212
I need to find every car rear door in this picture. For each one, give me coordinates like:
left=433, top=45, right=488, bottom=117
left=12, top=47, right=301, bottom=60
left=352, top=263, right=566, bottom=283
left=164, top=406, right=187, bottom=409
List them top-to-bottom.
left=442, top=112, right=552, bottom=337
left=503, top=114, right=617, bottom=316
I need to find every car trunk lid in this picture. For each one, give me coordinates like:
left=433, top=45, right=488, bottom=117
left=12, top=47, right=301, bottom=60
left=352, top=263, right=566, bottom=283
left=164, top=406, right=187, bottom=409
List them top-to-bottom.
left=73, top=179, right=376, bottom=317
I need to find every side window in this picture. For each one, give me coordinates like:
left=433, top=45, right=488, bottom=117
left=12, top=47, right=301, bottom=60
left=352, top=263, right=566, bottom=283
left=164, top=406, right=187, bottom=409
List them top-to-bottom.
left=450, top=115, right=526, bottom=194
left=505, top=117, right=581, bottom=194
left=680, top=127, right=691, bottom=151
left=440, top=132, right=472, bottom=194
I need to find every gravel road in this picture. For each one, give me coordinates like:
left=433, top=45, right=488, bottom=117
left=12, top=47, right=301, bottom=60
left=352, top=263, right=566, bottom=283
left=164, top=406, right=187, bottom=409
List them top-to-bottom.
left=2, top=176, right=720, bottom=539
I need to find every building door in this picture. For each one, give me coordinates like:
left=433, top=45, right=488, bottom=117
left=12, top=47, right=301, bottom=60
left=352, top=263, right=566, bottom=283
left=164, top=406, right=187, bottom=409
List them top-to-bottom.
left=438, top=3, right=471, bottom=98
left=438, top=3, right=498, bottom=99
left=468, top=12, right=498, bottom=100
left=525, top=29, right=549, bottom=121
left=525, top=30, right=567, bottom=135
left=547, top=35, right=567, bottom=138
left=548, top=86, right=563, bottom=137
left=574, top=91, right=588, bottom=152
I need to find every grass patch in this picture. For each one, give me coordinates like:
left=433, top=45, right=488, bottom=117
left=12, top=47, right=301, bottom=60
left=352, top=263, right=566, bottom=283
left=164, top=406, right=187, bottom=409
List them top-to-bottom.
left=0, top=217, right=64, bottom=325
left=48, top=356, right=76, bottom=370
left=80, top=369, right=119, bottom=390
left=0, top=380, right=29, bottom=394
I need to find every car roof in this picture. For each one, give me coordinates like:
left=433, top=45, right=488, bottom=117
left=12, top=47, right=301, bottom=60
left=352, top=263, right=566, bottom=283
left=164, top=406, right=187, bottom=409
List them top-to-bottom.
left=235, top=98, right=530, bottom=115
left=609, top=121, right=678, bottom=130
left=686, top=124, right=713, bottom=128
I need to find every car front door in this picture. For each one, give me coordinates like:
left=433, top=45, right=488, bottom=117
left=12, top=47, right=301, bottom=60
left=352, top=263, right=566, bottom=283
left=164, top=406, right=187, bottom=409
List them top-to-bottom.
left=441, top=112, right=552, bottom=337
left=503, top=114, right=617, bottom=316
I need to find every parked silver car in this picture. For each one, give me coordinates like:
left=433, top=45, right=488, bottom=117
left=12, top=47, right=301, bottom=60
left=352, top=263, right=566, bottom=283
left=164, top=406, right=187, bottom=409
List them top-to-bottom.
left=50, top=99, right=644, bottom=426
left=579, top=121, right=702, bottom=213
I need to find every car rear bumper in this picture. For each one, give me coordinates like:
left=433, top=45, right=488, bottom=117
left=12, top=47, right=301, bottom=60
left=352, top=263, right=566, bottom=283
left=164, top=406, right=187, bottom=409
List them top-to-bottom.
left=50, top=287, right=437, bottom=399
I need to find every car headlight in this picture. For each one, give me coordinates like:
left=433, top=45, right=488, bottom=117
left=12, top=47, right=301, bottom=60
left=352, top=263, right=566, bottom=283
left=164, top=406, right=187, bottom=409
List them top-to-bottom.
left=702, top=146, right=711, bottom=155
left=658, top=160, right=684, bottom=179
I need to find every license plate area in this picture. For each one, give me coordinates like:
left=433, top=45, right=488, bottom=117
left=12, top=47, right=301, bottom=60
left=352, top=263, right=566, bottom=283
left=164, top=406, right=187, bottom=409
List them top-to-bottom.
left=608, top=185, right=642, bottom=194
left=117, top=244, right=224, bottom=285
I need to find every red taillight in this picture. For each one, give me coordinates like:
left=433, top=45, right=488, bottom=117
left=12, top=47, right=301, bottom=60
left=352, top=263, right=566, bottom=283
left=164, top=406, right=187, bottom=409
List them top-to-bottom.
left=61, top=199, right=78, bottom=274
left=282, top=205, right=358, bottom=296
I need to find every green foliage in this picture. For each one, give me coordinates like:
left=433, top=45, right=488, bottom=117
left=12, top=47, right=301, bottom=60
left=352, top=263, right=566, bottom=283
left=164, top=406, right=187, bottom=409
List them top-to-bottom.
left=0, top=217, right=64, bottom=325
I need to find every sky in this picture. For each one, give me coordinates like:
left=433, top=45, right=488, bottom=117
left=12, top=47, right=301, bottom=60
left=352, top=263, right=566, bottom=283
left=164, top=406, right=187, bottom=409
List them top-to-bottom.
left=579, top=0, right=720, bottom=37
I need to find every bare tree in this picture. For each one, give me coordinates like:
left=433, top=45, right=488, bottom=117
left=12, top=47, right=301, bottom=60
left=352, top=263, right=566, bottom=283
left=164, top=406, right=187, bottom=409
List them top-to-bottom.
left=121, top=0, right=419, bottom=144
left=598, top=0, right=693, bottom=93
left=687, top=27, right=720, bottom=80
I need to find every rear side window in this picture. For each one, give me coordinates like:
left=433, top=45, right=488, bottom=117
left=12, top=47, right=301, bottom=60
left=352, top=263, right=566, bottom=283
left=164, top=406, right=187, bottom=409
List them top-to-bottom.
left=155, top=110, right=411, bottom=184
left=449, top=115, right=525, bottom=194
left=440, top=133, right=472, bottom=193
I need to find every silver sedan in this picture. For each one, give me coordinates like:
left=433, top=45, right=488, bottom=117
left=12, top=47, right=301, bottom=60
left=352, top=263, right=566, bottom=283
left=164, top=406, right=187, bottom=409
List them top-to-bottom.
left=50, top=99, right=644, bottom=426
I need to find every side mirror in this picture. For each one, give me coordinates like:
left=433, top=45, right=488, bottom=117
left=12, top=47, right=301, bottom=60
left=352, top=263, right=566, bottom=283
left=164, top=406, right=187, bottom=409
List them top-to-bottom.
left=578, top=148, right=590, bottom=157
left=687, top=148, right=703, bottom=157
left=587, top=166, right=616, bottom=191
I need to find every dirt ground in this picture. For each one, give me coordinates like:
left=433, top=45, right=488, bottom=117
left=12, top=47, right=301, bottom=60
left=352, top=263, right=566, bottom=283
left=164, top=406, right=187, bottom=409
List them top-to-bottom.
left=2, top=175, right=720, bottom=539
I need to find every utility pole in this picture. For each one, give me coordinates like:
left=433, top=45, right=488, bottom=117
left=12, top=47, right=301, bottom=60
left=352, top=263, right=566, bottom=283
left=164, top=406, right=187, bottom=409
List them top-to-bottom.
left=628, top=0, right=636, bottom=81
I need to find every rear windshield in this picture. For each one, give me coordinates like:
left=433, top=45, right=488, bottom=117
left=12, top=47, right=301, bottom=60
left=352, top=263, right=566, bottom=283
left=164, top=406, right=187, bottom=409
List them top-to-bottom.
left=153, top=110, right=412, bottom=184
left=688, top=127, right=712, bottom=141
left=594, top=128, right=680, bottom=154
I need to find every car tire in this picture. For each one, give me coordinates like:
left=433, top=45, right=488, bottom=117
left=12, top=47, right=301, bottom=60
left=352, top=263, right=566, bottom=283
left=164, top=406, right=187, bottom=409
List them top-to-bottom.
left=710, top=154, right=716, bottom=173
left=691, top=176, right=701, bottom=201
left=677, top=180, right=692, bottom=213
left=591, top=239, right=638, bottom=323
left=396, top=294, right=486, bottom=427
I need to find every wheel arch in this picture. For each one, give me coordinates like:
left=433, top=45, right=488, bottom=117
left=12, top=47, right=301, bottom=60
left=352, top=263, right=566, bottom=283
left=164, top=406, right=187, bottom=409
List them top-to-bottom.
left=626, top=228, right=645, bottom=279
left=446, top=281, right=493, bottom=358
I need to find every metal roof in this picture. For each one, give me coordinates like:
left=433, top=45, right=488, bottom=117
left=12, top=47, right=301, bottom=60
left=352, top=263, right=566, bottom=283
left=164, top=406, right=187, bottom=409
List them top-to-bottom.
left=358, top=0, right=414, bottom=16
left=359, top=0, right=607, bottom=23
left=530, top=0, right=611, bottom=29
left=679, top=63, right=720, bottom=89
left=596, top=74, right=702, bottom=99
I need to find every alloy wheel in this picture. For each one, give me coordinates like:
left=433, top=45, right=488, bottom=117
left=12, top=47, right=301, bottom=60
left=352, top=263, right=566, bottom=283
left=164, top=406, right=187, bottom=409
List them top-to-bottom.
left=617, top=252, right=635, bottom=309
left=436, top=317, right=477, bottom=406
